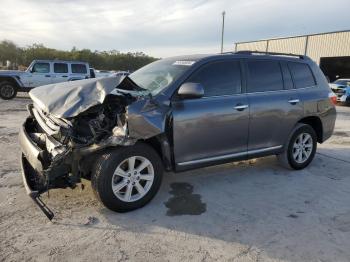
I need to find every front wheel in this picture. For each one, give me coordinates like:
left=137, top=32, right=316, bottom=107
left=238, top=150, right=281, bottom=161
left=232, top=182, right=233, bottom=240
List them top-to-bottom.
left=0, top=81, right=17, bottom=100
left=277, top=124, right=317, bottom=170
left=91, top=143, right=163, bottom=212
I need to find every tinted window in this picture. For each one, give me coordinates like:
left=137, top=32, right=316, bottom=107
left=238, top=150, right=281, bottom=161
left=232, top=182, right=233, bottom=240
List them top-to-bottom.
left=187, top=60, right=241, bottom=97
left=247, top=60, right=283, bottom=92
left=281, top=62, right=294, bottom=90
left=288, top=62, right=316, bottom=88
left=32, top=63, right=50, bottom=73
left=54, top=63, right=68, bottom=73
left=71, top=64, right=87, bottom=74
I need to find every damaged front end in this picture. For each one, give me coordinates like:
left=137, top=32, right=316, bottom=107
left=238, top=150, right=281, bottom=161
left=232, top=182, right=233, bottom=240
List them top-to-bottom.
left=19, top=77, right=169, bottom=220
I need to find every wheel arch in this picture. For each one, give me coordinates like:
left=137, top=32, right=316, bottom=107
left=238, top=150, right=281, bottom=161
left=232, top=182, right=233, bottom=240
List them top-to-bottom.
left=0, top=76, right=21, bottom=89
left=297, top=116, right=323, bottom=143
left=142, top=134, right=173, bottom=171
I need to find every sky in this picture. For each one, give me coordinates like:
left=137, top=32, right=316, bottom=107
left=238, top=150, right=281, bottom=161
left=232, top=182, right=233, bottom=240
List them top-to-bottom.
left=0, top=0, right=349, bottom=58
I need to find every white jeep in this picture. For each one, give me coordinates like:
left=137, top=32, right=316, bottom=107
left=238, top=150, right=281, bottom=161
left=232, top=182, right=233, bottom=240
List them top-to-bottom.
left=0, top=60, right=90, bottom=100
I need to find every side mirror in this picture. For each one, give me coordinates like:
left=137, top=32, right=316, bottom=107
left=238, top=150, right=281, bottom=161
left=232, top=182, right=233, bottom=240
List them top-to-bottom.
left=177, top=82, right=204, bottom=99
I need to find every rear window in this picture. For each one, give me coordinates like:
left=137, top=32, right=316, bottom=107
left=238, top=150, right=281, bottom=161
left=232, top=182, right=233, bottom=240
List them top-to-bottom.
left=247, top=60, right=283, bottom=92
left=288, top=62, right=316, bottom=88
left=54, top=63, right=68, bottom=73
left=71, top=64, right=87, bottom=74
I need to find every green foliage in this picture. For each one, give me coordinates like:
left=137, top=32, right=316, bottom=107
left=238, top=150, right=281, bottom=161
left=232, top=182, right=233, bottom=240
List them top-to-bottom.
left=0, top=40, right=158, bottom=71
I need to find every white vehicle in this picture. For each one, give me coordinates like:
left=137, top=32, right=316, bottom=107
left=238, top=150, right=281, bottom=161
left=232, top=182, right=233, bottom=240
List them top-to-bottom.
left=0, top=60, right=90, bottom=100
left=94, top=69, right=115, bottom=78
left=111, top=71, right=130, bottom=77
left=329, top=78, right=350, bottom=104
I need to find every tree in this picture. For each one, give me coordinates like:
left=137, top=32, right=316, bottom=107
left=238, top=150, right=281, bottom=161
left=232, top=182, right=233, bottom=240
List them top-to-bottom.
left=0, top=40, right=158, bottom=71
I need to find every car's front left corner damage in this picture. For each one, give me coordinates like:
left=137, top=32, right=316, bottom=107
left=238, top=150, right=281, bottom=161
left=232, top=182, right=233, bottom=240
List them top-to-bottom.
left=19, top=77, right=171, bottom=219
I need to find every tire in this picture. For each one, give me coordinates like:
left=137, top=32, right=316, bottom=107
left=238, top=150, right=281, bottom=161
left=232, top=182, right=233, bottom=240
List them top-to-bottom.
left=0, top=81, right=17, bottom=100
left=277, top=124, right=317, bottom=170
left=91, top=143, right=163, bottom=212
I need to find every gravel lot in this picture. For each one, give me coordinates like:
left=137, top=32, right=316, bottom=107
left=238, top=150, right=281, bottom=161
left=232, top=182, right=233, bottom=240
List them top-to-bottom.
left=1, top=94, right=350, bottom=262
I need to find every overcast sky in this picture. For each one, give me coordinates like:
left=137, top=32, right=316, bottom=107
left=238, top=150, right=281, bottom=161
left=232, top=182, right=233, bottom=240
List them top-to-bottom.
left=1, top=0, right=349, bottom=57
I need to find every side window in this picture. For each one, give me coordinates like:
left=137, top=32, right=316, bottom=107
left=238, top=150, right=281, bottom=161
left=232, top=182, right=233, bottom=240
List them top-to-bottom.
left=186, top=60, right=242, bottom=97
left=247, top=60, right=283, bottom=92
left=281, top=62, right=294, bottom=90
left=288, top=62, right=316, bottom=88
left=32, top=63, right=50, bottom=73
left=54, top=63, right=68, bottom=73
left=71, top=64, right=87, bottom=74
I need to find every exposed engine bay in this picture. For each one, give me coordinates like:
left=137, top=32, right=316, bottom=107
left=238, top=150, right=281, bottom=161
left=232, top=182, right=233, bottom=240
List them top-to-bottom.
left=20, top=76, right=172, bottom=219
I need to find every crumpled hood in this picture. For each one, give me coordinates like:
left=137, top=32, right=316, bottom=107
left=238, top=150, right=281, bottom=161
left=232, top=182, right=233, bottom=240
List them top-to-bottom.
left=29, top=76, right=123, bottom=119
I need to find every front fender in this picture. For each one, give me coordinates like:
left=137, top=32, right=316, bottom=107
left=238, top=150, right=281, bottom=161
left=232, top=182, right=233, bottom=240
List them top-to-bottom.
left=0, top=75, right=24, bottom=88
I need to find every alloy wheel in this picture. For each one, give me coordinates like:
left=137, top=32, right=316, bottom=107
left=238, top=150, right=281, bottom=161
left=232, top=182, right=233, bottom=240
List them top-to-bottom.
left=0, top=84, right=15, bottom=98
left=292, top=133, right=313, bottom=164
left=111, top=156, right=155, bottom=202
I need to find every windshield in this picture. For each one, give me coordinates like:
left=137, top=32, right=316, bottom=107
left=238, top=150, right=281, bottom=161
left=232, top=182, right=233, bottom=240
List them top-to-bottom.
left=129, top=58, right=195, bottom=95
left=333, top=79, right=350, bottom=86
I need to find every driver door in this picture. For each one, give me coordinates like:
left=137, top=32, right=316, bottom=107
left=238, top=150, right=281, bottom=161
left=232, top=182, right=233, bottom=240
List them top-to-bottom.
left=171, top=60, right=249, bottom=170
left=23, top=62, right=52, bottom=87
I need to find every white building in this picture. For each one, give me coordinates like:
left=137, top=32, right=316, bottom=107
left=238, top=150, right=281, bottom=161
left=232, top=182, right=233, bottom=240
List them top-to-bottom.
left=234, top=30, right=350, bottom=81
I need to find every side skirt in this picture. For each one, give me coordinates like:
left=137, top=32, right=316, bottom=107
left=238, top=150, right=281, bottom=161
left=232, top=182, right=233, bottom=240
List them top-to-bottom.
left=175, top=145, right=283, bottom=172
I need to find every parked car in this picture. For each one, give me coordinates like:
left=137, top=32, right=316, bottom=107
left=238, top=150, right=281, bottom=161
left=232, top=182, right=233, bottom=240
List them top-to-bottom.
left=19, top=51, right=336, bottom=219
left=0, top=60, right=90, bottom=100
left=89, top=68, right=96, bottom=78
left=94, top=69, right=115, bottom=78
left=111, top=71, right=130, bottom=78
left=329, top=78, right=350, bottom=105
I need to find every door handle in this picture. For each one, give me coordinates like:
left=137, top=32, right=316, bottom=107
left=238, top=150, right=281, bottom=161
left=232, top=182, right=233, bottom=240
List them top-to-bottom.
left=45, top=75, right=51, bottom=77
left=62, top=75, right=68, bottom=77
left=288, top=99, right=300, bottom=105
left=234, top=104, right=249, bottom=111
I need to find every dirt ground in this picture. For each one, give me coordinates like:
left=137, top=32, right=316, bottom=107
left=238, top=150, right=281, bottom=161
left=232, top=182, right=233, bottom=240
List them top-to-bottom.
left=1, top=94, right=350, bottom=262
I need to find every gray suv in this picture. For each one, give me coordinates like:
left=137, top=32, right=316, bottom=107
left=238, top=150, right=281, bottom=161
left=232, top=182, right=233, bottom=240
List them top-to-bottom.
left=19, top=51, right=336, bottom=219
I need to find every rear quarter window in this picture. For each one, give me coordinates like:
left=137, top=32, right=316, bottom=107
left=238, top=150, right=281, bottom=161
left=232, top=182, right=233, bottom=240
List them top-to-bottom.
left=288, top=62, right=316, bottom=88
left=71, top=64, right=87, bottom=74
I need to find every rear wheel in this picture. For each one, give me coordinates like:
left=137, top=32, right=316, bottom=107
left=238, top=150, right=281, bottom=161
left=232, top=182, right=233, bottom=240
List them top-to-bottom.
left=0, top=81, right=17, bottom=100
left=277, top=124, right=317, bottom=170
left=91, top=143, right=163, bottom=212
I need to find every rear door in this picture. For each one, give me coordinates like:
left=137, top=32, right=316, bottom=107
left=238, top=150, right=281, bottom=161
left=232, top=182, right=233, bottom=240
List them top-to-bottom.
left=172, top=59, right=249, bottom=168
left=246, top=59, right=303, bottom=153
left=51, top=62, right=69, bottom=84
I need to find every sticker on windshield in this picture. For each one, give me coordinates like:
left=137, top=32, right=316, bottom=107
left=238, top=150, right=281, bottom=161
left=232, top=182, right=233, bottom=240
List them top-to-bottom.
left=173, top=60, right=196, bottom=66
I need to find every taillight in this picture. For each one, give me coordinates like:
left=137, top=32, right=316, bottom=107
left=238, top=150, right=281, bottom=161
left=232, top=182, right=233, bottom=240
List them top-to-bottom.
left=328, top=92, right=337, bottom=105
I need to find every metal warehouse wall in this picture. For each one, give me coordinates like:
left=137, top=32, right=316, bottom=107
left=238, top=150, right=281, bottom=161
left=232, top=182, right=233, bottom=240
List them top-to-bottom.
left=235, top=30, right=350, bottom=64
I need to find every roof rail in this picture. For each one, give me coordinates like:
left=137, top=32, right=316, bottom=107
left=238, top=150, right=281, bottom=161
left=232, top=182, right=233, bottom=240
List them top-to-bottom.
left=234, top=50, right=308, bottom=60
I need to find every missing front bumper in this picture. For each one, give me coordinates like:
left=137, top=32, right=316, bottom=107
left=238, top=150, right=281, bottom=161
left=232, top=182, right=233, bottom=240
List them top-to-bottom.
left=18, top=119, right=68, bottom=220
left=20, top=154, right=54, bottom=220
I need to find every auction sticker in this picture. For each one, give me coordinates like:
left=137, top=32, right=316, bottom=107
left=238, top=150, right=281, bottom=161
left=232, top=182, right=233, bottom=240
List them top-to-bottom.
left=173, top=60, right=196, bottom=66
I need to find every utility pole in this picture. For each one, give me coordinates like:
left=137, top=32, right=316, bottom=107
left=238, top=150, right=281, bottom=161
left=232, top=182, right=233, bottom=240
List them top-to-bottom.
left=220, top=11, right=225, bottom=53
